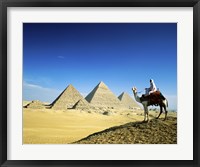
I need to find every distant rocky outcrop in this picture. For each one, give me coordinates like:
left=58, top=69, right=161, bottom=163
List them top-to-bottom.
left=85, top=81, right=124, bottom=109
left=51, top=84, right=83, bottom=110
left=25, top=100, right=45, bottom=109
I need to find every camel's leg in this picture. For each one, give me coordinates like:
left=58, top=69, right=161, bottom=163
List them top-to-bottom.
left=143, top=105, right=147, bottom=122
left=143, top=105, right=149, bottom=122
left=156, top=105, right=163, bottom=119
left=163, top=105, right=168, bottom=121
left=146, top=107, right=149, bottom=122
left=144, top=110, right=146, bottom=122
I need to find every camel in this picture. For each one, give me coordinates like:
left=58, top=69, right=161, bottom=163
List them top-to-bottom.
left=132, top=87, right=168, bottom=122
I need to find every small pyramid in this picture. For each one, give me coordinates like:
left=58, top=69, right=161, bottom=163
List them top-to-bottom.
left=85, top=81, right=124, bottom=108
left=51, top=84, right=83, bottom=110
left=118, top=92, right=140, bottom=109
left=73, top=98, right=91, bottom=110
left=25, top=100, right=45, bottom=109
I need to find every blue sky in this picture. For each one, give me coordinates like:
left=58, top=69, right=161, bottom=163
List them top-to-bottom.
left=23, top=23, right=177, bottom=110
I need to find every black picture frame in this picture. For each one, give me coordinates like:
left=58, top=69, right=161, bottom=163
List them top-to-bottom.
left=0, top=0, right=199, bottom=166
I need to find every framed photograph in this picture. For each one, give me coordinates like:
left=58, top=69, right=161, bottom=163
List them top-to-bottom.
left=1, top=0, right=199, bottom=166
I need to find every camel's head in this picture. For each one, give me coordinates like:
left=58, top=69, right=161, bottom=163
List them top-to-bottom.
left=132, top=87, right=137, bottom=93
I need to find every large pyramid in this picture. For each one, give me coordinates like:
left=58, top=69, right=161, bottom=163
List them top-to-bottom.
left=85, top=81, right=124, bottom=109
left=51, top=84, right=83, bottom=110
left=118, top=92, right=141, bottom=109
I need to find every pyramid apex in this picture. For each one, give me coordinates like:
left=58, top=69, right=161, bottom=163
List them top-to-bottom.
left=97, top=81, right=107, bottom=87
left=99, top=81, right=104, bottom=84
left=67, top=84, right=75, bottom=89
left=123, top=92, right=129, bottom=96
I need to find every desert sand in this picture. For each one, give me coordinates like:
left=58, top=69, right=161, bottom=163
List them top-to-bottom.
left=23, top=105, right=176, bottom=144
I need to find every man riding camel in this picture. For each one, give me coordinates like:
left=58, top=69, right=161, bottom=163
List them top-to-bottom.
left=145, top=79, right=157, bottom=96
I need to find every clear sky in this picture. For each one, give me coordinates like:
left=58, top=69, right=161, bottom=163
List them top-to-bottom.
left=23, top=23, right=177, bottom=110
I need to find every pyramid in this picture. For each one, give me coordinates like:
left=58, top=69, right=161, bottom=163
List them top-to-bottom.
left=85, top=81, right=124, bottom=109
left=51, top=84, right=83, bottom=110
left=118, top=92, right=140, bottom=109
left=73, top=98, right=91, bottom=110
left=25, top=100, right=45, bottom=109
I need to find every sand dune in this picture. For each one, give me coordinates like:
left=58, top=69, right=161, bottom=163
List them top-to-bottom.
left=74, top=117, right=177, bottom=144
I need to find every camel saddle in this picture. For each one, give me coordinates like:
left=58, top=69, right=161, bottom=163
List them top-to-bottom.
left=140, top=91, right=166, bottom=106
